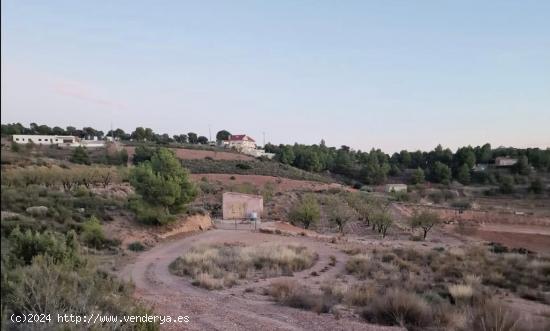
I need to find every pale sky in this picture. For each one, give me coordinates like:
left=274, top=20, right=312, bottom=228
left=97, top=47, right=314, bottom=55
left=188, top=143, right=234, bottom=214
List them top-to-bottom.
left=2, top=1, right=549, bottom=152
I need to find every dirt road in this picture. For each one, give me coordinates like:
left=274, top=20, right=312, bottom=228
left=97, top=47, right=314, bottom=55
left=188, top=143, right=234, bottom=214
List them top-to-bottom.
left=120, top=229, right=402, bottom=331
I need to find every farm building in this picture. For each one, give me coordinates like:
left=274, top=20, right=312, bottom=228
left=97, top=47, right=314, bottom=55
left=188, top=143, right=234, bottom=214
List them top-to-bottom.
left=11, top=134, right=106, bottom=147
left=12, top=134, right=78, bottom=145
left=495, top=157, right=518, bottom=167
left=385, top=183, right=407, bottom=193
left=222, top=192, right=263, bottom=220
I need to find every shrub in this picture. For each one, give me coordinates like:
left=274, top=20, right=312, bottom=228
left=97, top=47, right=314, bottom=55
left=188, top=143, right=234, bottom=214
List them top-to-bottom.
left=70, top=146, right=91, bottom=165
left=235, top=163, right=252, bottom=170
left=80, top=216, right=107, bottom=249
left=9, top=228, right=79, bottom=265
left=128, top=241, right=146, bottom=252
left=169, top=243, right=317, bottom=289
left=269, top=280, right=338, bottom=314
left=448, top=284, right=473, bottom=305
left=362, top=289, right=433, bottom=328
left=472, top=299, right=521, bottom=331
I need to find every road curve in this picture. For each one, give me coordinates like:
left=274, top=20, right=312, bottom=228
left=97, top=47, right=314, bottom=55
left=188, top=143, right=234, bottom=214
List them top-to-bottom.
left=120, top=229, right=402, bottom=331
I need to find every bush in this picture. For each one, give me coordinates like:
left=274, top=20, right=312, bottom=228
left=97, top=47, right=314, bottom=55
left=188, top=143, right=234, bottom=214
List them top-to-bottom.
left=70, top=146, right=91, bottom=165
left=235, top=163, right=252, bottom=170
left=80, top=216, right=107, bottom=249
left=9, top=228, right=79, bottom=265
left=128, top=241, right=146, bottom=252
left=169, top=243, right=317, bottom=289
left=269, top=279, right=338, bottom=313
left=361, top=289, right=433, bottom=328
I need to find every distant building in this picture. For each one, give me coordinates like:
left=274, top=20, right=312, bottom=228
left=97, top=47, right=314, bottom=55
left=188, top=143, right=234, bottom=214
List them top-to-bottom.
left=11, top=134, right=106, bottom=148
left=12, top=134, right=78, bottom=145
left=227, top=134, right=256, bottom=151
left=495, top=157, right=518, bottom=167
left=472, top=164, right=488, bottom=172
left=385, top=183, right=407, bottom=193
left=222, top=192, right=263, bottom=220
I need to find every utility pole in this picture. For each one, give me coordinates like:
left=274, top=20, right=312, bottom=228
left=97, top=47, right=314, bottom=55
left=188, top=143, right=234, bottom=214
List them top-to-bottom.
left=209, top=124, right=212, bottom=142
left=262, top=131, right=265, bottom=147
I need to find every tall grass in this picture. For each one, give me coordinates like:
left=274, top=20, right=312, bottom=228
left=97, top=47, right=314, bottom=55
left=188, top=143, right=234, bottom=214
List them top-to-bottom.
left=169, top=243, right=317, bottom=289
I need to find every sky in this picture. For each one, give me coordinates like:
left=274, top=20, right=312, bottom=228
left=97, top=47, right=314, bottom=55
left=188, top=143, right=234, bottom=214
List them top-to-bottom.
left=2, top=1, right=549, bottom=153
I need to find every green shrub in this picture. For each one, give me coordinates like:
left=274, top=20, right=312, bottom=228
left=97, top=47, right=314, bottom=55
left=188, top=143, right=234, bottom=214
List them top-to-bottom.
left=70, top=146, right=91, bottom=165
left=80, top=216, right=107, bottom=249
left=9, top=228, right=79, bottom=265
left=128, top=241, right=146, bottom=252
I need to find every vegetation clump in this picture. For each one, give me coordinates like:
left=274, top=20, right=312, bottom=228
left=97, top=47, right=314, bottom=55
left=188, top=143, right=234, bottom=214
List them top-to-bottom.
left=129, top=148, right=197, bottom=225
left=288, top=194, right=321, bottom=229
left=169, top=243, right=317, bottom=289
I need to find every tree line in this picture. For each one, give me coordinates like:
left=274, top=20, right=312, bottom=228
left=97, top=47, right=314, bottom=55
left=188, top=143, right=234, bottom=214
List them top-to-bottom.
left=1, top=122, right=234, bottom=145
left=265, top=142, right=550, bottom=186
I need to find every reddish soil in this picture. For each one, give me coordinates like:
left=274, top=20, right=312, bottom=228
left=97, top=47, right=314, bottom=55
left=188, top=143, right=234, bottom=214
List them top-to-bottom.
left=125, top=146, right=254, bottom=161
left=191, top=173, right=349, bottom=192
left=473, top=230, right=550, bottom=254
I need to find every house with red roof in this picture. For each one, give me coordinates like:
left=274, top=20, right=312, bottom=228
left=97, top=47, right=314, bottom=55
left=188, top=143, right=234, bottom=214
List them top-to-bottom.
left=227, top=134, right=256, bottom=151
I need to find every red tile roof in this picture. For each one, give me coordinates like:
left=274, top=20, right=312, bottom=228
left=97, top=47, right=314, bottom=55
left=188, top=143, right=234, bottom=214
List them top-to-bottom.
left=228, top=134, right=255, bottom=142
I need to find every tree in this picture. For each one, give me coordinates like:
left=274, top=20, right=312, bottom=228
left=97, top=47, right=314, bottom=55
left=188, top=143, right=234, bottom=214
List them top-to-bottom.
left=131, top=127, right=147, bottom=141
left=216, top=130, right=231, bottom=142
left=188, top=132, right=198, bottom=144
left=173, top=134, right=188, bottom=144
left=197, top=136, right=209, bottom=144
left=132, top=145, right=155, bottom=165
left=70, top=146, right=90, bottom=165
left=278, top=146, right=295, bottom=165
left=129, top=148, right=197, bottom=224
left=334, top=149, right=353, bottom=176
left=512, top=156, right=530, bottom=175
left=431, top=161, right=452, bottom=184
left=457, top=164, right=471, bottom=185
left=409, top=168, right=425, bottom=185
left=499, top=175, right=515, bottom=194
left=529, top=177, right=543, bottom=194
left=288, top=194, right=320, bottom=229
left=326, top=197, right=354, bottom=233
left=410, top=210, right=441, bottom=240
left=371, top=211, right=393, bottom=238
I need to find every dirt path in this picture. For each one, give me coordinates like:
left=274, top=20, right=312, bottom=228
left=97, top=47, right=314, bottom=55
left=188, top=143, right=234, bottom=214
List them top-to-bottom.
left=120, top=229, right=402, bottom=331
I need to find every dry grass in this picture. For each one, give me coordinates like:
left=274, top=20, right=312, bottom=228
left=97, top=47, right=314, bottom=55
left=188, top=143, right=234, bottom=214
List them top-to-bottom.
left=170, top=243, right=317, bottom=289
left=340, top=245, right=550, bottom=329
left=268, top=279, right=338, bottom=313
left=448, top=284, right=474, bottom=304
left=361, top=288, right=433, bottom=329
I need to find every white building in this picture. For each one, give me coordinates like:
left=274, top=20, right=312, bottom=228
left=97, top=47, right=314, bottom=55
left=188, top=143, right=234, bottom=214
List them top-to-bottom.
left=11, top=134, right=106, bottom=148
left=12, top=135, right=78, bottom=145
left=495, top=157, right=518, bottom=167
left=385, top=183, right=408, bottom=193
